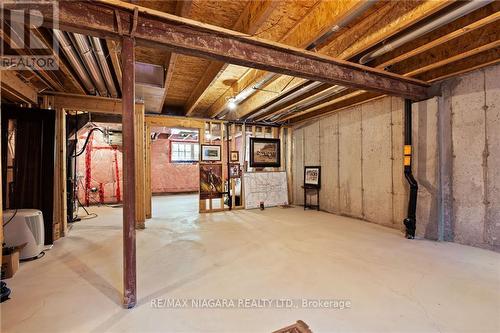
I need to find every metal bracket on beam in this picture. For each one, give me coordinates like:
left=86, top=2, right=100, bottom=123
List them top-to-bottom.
left=130, top=7, right=138, bottom=37
left=114, top=9, right=123, bottom=36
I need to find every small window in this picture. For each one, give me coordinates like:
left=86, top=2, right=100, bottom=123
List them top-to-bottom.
left=170, top=141, right=199, bottom=163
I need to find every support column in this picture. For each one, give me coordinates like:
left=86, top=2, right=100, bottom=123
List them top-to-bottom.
left=121, top=36, right=137, bottom=309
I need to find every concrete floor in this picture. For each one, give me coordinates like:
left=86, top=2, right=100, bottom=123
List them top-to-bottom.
left=1, top=194, right=499, bottom=333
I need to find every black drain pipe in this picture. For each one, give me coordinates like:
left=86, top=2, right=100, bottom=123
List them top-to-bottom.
left=403, top=99, right=418, bottom=239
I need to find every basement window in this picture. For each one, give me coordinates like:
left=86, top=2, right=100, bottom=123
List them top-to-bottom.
left=170, top=141, right=199, bottom=163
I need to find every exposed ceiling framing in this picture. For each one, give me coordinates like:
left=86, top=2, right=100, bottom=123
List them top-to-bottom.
left=1, top=0, right=498, bottom=124
left=3, top=1, right=431, bottom=98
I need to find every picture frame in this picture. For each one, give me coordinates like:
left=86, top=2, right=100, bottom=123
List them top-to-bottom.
left=249, top=138, right=281, bottom=168
left=200, top=144, right=221, bottom=161
left=230, top=151, right=239, bottom=162
left=199, top=163, right=223, bottom=199
left=229, top=163, right=241, bottom=178
left=304, top=166, right=321, bottom=188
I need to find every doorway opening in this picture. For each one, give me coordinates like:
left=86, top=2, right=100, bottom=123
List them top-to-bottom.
left=149, top=126, right=200, bottom=216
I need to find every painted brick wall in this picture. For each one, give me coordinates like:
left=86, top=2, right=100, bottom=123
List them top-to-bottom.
left=76, top=129, right=199, bottom=206
left=150, top=138, right=199, bottom=194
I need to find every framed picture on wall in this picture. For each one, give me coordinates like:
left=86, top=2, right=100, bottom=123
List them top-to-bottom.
left=249, top=138, right=281, bottom=168
left=200, top=144, right=221, bottom=161
left=230, top=151, right=239, bottom=162
left=199, top=163, right=223, bottom=199
left=229, top=163, right=241, bottom=178
left=304, top=166, right=321, bottom=188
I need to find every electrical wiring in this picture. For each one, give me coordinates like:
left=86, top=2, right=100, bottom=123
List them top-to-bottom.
left=74, top=127, right=105, bottom=157
left=2, top=209, right=18, bottom=227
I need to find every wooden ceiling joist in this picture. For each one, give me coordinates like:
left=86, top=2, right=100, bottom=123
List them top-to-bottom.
left=184, top=0, right=279, bottom=116
left=207, top=0, right=374, bottom=119
left=231, top=0, right=453, bottom=121
left=5, top=1, right=430, bottom=101
left=259, top=5, right=500, bottom=123
left=376, top=10, right=500, bottom=70
left=0, top=27, right=65, bottom=92
left=257, top=29, right=500, bottom=121
left=106, top=40, right=123, bottom=92
left=287, top=41, right=500, bottom=124
left=1, top=70, right=38, bottom=104
left=45, top=91, right=142, bottom=114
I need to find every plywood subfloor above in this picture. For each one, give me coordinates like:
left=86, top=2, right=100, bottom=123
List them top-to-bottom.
left=194, top=0, right=320, bottom=115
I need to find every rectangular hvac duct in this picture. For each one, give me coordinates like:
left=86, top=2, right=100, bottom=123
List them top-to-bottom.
left=134, top=62, right=164, bottom=88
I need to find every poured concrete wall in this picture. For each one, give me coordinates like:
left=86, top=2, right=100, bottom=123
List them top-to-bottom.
left=292, top=63, right=500, bottom=250
left=445, top=64, right=500, bottom=250
left=293, top=97, right=406, bottom=229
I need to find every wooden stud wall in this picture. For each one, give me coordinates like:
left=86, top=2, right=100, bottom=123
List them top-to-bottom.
left=42, top=95, right=67, bottom=240
left=135, top=104, right=146, bottom=228
left=144, top=115, right=227, bottom=215
left=200, top=120, right=226, bottom=213
left=228, top=124, right=244, bottom=210
left=145, top=125, right=152, bottom=219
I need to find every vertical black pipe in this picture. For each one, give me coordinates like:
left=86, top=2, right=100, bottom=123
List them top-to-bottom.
left=403, top=99, right=418, bottom=239
left=225, top=122, right=232, bottom=210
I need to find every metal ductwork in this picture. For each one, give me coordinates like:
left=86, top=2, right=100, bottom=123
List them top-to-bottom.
left=360, top=0, right=494, bottom=64
left=53, top=30, right=96, bottom=95
left=72, top=33, right=109, bottom=97
left=91, top=37, right=119, bottom=98
left=248, top=81, right=324, bottom=120
left=271, top=86, right=347, bottom=122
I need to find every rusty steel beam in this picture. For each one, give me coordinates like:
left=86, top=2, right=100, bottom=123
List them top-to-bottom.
left=5, top=1, right=430, bottom=100
left=121, top=36, right=136, bottom=309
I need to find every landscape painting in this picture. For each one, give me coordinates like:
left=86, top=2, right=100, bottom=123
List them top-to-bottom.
left=249, top=138, right=281, bottom=168
left=201, top=144, right=221, bottom=161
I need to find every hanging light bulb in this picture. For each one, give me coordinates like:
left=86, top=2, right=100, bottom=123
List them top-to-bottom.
left=227, top=97, right=237, bottom=110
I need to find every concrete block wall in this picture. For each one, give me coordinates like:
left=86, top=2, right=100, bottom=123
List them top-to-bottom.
left=292, top=63, right=500, bottom=250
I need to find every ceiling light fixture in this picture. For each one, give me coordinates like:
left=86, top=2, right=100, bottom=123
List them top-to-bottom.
left=227, top=97, right=237, bottom=110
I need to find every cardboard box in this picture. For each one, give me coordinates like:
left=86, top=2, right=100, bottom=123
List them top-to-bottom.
left=1, top=243, right=26, bottom=279
left=1, top=251, right=19, bottom=279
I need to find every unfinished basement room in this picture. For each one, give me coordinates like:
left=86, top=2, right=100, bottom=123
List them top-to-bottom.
left=0, top=0, right=499, bottom=332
